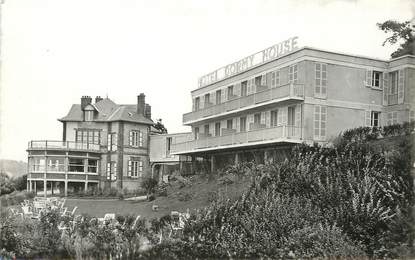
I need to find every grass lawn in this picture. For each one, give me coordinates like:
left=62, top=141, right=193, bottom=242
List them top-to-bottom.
left=65, top=174, right=250, bottom=219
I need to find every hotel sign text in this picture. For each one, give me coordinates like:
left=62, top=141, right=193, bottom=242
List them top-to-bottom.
left=198, top=36, right=299, bottom=88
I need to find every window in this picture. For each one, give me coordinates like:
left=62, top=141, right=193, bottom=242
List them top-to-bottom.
left=315, top=63, right=327, bottom=97
left=289, top=64, right=298, bottom=84
left=271, top=70, right=280, bottom=88
left=372, top=71, right=382, bottom=88
left=390, top=71, right=398, bottom=94
left=261, top=74, right=266, bottom=86
left=255, top=76, right=262, bottom=87
left=241, top=81, right=247, bottom=96
left=227, top=85, right=234, bottom=99
left=216, top=90, right=222, bottom=104
left=204, top=93, right=210, bottom=105
left=194, top=97, right=200, bottom=111
left=314, top=105, right=327, bottom=140
left=271, top=110, right=278, bottom=126
left=85, top=111, right=94, bottom=121
left=371, top=111, right=380, bottom=127
left=410, top=111, right=415, bottom=122
left=387, top=112, right=398, bottom=125
left=254, top=113, right=261, bottom=124
left=240, top=117, right=246, bottom=132
left=227, top=119, right=233, bottom=129
left=215, top=122, right=221, bottom=136
left=204, top=124, right=210, bottom=136
left=194, top=127, right=199, bottom=140
left=76, top=129, right=100, bottom=144
left=129, top=130, right=143, bottom=147
left=107, top=133, right=117, bottom=151
left=166, top=137, right=172, bottom=154
left=31, top=157, right=45, bottom=172
left=47, top=157, right=65, bottom=172
left=69, top=158, right=84, bottom=172
left=128, top=158, right=143, bottom=178
left=87, top=159, right=98, bottom=173
left=106, top=162, right=117, bottom=181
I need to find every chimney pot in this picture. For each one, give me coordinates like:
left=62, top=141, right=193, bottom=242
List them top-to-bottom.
left=81, top=96, right=92, bottom=110
left=95, top=96, right=103, bottom=103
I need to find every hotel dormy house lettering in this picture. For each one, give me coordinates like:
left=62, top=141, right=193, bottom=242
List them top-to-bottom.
left=198, top=36, right=299, bottom=88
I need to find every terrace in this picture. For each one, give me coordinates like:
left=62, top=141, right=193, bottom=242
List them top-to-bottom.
left=183, top=83, right=304, bottom=125
left=171, top=125, right=302, bottom=155
left=28, top=140, right=101, bottom=152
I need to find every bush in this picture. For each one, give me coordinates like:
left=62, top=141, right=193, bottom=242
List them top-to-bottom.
left=141, top=177, right=158, bottom=195
left=0, top=190, right=35, bottom=207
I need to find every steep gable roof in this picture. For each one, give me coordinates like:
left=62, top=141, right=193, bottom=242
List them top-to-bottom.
left=59, top=98, right=154, bottom=125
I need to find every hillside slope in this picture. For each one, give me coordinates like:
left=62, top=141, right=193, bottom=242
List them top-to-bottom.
left=0, top=159, right=27, bottom=178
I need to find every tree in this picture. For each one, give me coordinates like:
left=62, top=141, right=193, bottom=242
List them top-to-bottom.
left=377, top=20, right=414, bottom=58
left=153, top=119, right=168, bottom=134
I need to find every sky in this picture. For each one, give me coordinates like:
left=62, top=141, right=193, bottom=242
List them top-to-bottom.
left=0, top=0, right=414, bottom=161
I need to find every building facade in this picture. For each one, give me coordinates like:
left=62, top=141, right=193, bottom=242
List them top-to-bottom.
left=170, top=45, right=415, bottom=171
left=27, top=94, right=155, bottom=196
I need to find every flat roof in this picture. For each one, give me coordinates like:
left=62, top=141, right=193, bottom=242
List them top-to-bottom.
left=192, top=46, right=414, bottom=93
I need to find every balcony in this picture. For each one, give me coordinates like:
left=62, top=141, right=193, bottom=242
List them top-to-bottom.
left=183, top=83, right=304, bottom=125
left=171, top=125, right=302, bottom=154
left=28, top=140, right=101, bottom=152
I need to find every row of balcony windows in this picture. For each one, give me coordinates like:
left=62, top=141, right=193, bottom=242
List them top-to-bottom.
left=184, top=83, right=304, bottom=123
left=29, top=157, right=98, bottom=174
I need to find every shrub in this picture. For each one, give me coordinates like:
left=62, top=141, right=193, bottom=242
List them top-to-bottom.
left=141, top=177, right=158, bottom=195
left=0, top=190, right=35, bottom=207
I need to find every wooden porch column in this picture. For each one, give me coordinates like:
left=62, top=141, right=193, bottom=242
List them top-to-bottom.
left=235, top=153, right=240, bottom=165
left=210, top=155, right=216, bottom=173
left=43, top=180, right=47, bottom=198
left=64, top=181, right=68, bottom=197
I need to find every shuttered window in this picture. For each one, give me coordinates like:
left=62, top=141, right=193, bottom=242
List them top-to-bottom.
left=315, top=63, right=327, bottom=98
left=289, top=64, right=298, bottom=84
left=314, top=105, right=327, bottom=140
left=129, top=130, right=143, bottom=147
left=107, top=133, right=117, bottom=151
left=128, top=158, right=143, bottom=178
left=106, top=162, right=117, bottom=181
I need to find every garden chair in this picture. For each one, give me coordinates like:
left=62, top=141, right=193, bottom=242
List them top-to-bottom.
left=21, top=206, right=33, bottom=216
left=22, top=206, right=39, bottom=219
left=69, top=206, right=78, bottom=216
left=60, top=207, right=67, bottom=216
left=9, top=208, right=23, bottom=218
left=98, top=213, right=115, bottom=223
left=132, top=215, right=141, bottom=229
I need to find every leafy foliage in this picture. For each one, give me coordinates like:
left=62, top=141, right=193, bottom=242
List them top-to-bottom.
left=377, top=20, right=415, bottom=58
left=153, top=118, right=168, bottom=134
left=1, top=124, right=414, bottom=259
left=141, top=177, right=158, bottom=195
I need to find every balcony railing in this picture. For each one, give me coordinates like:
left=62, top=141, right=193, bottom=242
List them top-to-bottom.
left=184, top=83, right=304, bottom=124
left=171, top=125, right=301, bottom=154
left=28, top=141, right=101, bottom=151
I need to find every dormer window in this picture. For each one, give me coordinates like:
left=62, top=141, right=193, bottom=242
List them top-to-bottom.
left=84, top=104, right=95, bottom=121
left=85, top=111, right=93, bottom=121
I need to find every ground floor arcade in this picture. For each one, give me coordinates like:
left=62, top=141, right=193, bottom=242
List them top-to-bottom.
left=175, top=143, right=296, bottom=175
left=27, top=179, right=99, bottom=197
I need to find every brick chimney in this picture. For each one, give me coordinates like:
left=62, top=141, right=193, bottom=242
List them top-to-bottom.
left=137, top=93, right=145, bottom=115
left=81, top=96, right=92, bottom=110
left=95, top=96, right=103, bottom=103
left=145, top=104, right=151, bottom=119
